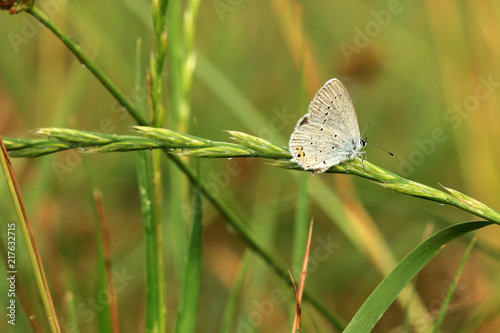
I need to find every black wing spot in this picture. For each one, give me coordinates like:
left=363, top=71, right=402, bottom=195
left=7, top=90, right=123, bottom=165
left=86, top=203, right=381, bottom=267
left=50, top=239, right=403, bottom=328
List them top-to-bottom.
left=327, top=106, right=331, bottom=109
left=298, top=117, right=309, bottom=126
left=322, top=119, right=327, bottom=124
left=320, top=128, right=323, bottom=131
left=334, top=134, right=337, bottom=138
left=332, top=146, right=335, bottom=149
left=323, top=161, right=326, bottom=164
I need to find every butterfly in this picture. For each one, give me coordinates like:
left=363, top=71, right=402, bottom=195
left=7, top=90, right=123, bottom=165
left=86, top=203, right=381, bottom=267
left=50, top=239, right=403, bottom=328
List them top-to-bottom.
left=289, top=78, right=368, bottom=175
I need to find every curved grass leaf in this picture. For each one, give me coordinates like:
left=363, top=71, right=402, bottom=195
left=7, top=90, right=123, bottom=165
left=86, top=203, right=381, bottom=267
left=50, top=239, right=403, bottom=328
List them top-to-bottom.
left=344, top=221, right=493, bottom=333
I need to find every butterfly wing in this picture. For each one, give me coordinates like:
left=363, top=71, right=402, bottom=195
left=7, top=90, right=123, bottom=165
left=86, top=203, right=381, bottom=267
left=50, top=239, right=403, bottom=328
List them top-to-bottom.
left=307, top=78, right=361, bottom=142
left=289, top=79, right=365, bottom=174
left=289, top=116, right=355, bottom=174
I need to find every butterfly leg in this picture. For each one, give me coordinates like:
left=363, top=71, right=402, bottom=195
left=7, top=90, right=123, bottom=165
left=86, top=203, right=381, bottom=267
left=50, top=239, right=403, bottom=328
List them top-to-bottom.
left=359, top=152, right=367, bottom=173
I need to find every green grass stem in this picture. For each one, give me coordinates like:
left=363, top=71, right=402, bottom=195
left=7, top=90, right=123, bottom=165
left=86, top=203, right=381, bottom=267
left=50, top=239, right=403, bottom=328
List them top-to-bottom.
left=5, top=128, right=500, bottom=226
left=137, top=149, right=165, bottom=332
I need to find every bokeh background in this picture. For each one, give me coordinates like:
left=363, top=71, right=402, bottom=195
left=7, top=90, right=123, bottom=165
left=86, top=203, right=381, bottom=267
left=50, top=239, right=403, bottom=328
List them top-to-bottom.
left=1, top=0, right=500, bottom=332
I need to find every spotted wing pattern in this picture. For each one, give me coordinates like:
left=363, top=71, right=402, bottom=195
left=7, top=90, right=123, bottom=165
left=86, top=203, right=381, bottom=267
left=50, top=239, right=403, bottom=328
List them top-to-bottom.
left=289, top=79, right=363, bottom=174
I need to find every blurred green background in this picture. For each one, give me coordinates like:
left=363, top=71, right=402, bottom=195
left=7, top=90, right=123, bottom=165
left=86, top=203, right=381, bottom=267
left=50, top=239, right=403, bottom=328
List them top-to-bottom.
left=1, top=0, right=500, bottom=332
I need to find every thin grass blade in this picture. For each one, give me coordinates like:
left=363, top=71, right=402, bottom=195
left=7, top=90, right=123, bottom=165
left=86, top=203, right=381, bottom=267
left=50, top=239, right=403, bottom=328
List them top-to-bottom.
left=0, top=136, right=62, bottom=333
left=137, top=150, right=165, bottom=332
left=175, top=159, right=203, bottom=333
left=344, top=221, right=493, bottom=333
left=432, top=236, right=477, bottom=332
left=220, top=251, right=251, bottom=333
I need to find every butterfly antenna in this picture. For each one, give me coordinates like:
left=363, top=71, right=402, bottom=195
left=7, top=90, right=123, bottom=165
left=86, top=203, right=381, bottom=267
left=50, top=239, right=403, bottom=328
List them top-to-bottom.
left=361, top=123, right=370, bottom=137
left=365, top=138, right=394, bottom=157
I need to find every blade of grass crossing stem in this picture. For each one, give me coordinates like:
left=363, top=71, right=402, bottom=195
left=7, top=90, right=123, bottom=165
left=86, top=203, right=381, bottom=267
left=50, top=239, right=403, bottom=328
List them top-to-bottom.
left=0, top=137, right=61, bottom=333
left=137, top=150, right=165, bottom=332
left=175, top=159, right=203, bottom=333
left=344, top=221, right=493, bottom=333
left=432, top=237, right=477, bottom=333
left=220, top=251, right=251, bottom=333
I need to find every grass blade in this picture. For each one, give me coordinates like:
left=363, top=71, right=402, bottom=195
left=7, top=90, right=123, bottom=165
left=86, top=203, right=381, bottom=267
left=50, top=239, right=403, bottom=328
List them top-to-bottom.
left=0, top=136, right=61, bottom=333
left=137, top=150, right=165, bottom=332
left=175, top=160, right=203, bottom=333
left=291, top=218, right=314, bottom=333
left=344, top=221, right=493, bottom=333
left=432, top=236, right=477, bottom=332
left=220, top=251, right=251, bottom=333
